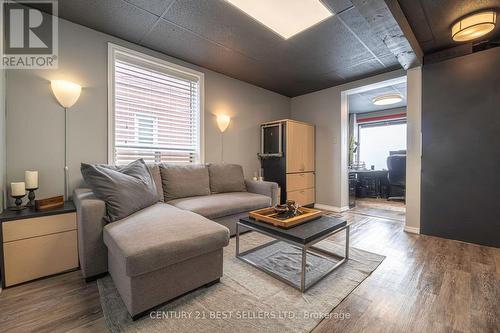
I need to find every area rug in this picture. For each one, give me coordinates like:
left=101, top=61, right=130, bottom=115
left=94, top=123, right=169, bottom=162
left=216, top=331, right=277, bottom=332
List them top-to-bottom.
left=98, top=232, right=384, bottom=333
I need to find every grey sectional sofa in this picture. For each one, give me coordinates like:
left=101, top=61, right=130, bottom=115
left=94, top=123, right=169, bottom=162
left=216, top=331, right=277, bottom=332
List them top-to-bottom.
left=73, top=163, right=278, bottom=318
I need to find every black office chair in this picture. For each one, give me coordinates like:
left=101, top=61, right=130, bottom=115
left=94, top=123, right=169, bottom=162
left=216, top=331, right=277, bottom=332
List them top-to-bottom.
left=386, top=154, right=406, bottom=201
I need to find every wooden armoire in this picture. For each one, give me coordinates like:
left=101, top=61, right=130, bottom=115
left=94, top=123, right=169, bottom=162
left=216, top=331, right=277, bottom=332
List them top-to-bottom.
left=259, top=119, right=315, bottom=206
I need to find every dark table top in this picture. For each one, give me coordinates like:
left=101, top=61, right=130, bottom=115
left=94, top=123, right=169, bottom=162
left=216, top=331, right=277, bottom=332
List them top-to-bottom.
left=0, top=201, right=76, bottom=223
left=239, top=215, right=347, bottom=245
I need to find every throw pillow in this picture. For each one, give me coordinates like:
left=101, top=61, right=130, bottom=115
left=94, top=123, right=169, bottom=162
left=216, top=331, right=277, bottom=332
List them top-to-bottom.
left=81, top=159, right=158, bottom=222
left=208, top=163, right=247, bottom=193
left=159, top=164, right=211, bottom=201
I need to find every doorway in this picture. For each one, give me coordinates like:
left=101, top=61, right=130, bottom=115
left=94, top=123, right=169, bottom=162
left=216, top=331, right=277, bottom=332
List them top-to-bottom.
left=344, top=76, right=407, bottom=222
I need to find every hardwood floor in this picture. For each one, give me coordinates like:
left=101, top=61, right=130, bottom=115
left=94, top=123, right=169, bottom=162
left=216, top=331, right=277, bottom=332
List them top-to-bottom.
left=350, top=197, right=406, bottom=222
left=0, top=211, right=498, bottom=333
left=316, top=213, right=499, bottom=333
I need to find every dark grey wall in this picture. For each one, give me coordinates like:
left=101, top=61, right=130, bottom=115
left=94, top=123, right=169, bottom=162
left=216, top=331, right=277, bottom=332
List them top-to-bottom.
left=421, top=47, right=500, bottom=248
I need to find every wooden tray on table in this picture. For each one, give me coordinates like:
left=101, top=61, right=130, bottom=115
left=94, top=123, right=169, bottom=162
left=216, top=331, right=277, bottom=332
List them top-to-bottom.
left=249, top=206, right=323, bottom=229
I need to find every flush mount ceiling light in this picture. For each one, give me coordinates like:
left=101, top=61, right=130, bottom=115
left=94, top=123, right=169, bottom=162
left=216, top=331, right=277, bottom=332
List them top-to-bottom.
left=225, top=0, right=333, bottom=39
left=452, top=10, right=497, bottom=42
left=372, top=93, right=403, bottom=106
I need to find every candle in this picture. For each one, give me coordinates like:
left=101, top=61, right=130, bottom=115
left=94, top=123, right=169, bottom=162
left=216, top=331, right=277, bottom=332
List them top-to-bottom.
left=25, top=170, right=38, bottom=189
left=11, top=182, right=26, bottom=197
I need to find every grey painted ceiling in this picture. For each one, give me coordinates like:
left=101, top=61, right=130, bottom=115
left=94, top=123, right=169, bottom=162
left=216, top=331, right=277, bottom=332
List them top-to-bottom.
left=28, top=0, right=402, bottom=97
left=398, top=0, right=500, bottom=54
left=348, top=81, right=407, bottom=113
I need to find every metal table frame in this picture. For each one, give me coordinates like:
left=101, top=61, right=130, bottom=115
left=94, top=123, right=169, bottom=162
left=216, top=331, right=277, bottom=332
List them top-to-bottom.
left=236, top=221, right=350, bottom=292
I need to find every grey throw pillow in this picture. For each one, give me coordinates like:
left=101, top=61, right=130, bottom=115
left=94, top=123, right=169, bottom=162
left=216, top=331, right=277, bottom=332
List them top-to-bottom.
left=81, top=159, right=158, bottom=222
left=208, top=163, right=247, bottom=193
left=160, top=164, right=211, bottom=201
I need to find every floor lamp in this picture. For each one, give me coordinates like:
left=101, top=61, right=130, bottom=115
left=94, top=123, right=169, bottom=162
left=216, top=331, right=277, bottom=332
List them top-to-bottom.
left=51, top=80, right=82, bottom=200
left=216, top=114, right=230, bottom=163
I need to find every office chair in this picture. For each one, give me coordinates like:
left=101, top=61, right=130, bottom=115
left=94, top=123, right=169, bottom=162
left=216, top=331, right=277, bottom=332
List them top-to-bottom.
left=387, top=154, right=406, bottom=201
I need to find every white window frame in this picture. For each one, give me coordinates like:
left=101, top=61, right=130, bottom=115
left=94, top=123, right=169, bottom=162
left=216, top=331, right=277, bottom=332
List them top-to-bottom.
left=107, top=43, right=205, bottom=164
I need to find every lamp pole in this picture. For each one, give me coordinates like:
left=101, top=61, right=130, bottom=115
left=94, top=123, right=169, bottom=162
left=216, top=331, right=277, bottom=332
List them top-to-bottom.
left=64, top=107, right=69, bottom=200
left=221, top=131, right=224, bottom=163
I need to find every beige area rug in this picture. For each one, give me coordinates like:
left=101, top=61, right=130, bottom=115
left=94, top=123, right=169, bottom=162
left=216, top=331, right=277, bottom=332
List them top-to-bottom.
left=98, top=232, right=384, bottom=333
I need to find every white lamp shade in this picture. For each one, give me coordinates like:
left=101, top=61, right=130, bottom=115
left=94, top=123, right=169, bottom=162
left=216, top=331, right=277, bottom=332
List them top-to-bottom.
left=452, top=11, right=496, bottom=42
left=51, top=80, right=82, bottom=108
left=217, top=114, right=231, bottom=133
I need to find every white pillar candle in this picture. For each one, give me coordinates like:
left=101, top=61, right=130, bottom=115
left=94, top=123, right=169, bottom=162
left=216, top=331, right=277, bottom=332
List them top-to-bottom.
left=25, top=170, right=38, bottom=189
left=11, top=182, right=26, bottom=196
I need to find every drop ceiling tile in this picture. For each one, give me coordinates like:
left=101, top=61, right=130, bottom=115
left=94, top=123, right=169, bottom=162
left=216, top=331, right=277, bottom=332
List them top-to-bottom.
left=58, top=0, right=157, bottom=42
left=124, top=0, right=176, bottom=16
left=322, top=0, right=354, bottom=13
left=338, top=7, right=399, bottom=67
left=289, top=16, right=373, bottom=68
left=141, top=18, right=293, bottom=95
left=335, top=59, right=390, bottom=81
left=289, top=71, right=345, bottom=96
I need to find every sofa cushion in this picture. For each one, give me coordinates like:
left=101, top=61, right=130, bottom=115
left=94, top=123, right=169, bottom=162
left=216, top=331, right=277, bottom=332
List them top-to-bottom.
left=81, top=159, right=158, bottom=223
left=208, top=163, right=247, bottom=193
left=160, top=164, right=210, bottom=201
left=167, top=192, right=271, bottom=219
left=103, top=203, right=229, bottom=277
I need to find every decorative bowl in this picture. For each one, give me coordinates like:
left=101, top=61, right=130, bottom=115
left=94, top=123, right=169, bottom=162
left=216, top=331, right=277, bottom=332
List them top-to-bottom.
left=274, top=204, right=289, bottom=213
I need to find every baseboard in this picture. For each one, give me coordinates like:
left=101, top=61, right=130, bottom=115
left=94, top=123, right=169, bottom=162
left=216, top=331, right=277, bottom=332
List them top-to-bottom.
left=314, top=203, right=350, bottom=213
left=404, top=226, right=420, bottom=234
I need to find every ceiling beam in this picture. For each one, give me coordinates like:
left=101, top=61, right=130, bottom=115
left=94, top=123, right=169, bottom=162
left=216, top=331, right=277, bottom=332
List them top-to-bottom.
left=350, top=0, right=423, bottom=69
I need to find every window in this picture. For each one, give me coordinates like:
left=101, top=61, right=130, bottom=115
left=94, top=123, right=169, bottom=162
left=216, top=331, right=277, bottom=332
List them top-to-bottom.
left=108, top=44, right=204, bottom=165
left=358, top=121, right=406, bottom=170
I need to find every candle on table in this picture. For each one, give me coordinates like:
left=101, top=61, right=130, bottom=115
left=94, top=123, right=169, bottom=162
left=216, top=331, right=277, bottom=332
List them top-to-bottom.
left=25, top=170, right=39, bottom=189
left=11, top=182, right=26, bottom=196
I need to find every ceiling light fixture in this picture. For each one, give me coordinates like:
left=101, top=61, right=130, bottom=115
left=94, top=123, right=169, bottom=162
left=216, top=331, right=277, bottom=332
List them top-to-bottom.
left=225, top=0, right=333, bottom=39
left=452, top=10, right=497, bottom=42
left=372, top=93, right=403, bottom=106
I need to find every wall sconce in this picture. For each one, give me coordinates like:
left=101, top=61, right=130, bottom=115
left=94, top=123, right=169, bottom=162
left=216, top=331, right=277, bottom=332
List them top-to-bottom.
left=51, top=80, right=82, bottom=200
left=216, top=114, right=231, bottom=163
left=217, top=114, right=231, bottom=133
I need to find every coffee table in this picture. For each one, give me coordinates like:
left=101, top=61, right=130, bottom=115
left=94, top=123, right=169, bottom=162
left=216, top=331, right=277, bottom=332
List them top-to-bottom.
left=236, top=215, right=349, bottom=292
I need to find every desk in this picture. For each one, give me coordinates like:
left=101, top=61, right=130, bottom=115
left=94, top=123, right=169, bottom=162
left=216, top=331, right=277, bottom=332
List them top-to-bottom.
left=349, top=170, right=389, bottom=199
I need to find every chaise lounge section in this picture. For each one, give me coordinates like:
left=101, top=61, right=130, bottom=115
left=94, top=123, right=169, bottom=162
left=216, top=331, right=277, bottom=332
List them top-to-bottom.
left=104, top=203, right=229, bottom=318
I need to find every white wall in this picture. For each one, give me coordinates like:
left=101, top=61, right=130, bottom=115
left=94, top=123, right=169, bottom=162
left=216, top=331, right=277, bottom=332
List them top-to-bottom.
left=5, top=17, right=290, bottom=200
left=405, top=67, right=422, bottom=233
left=291, top=69, right=406, bottom=210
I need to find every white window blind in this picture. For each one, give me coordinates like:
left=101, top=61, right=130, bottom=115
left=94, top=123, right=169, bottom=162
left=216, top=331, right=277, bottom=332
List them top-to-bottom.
left=111, top=50, right=201, bottom=165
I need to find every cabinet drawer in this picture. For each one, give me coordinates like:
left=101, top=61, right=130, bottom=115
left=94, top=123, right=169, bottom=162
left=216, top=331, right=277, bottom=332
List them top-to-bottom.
left=287, top=173, right=315, bottom=192
left=287, top=188, right=315, bottom=206
left=2, top=213, right=76, bottom=242
left=3, top=230, right=78, bottom=287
